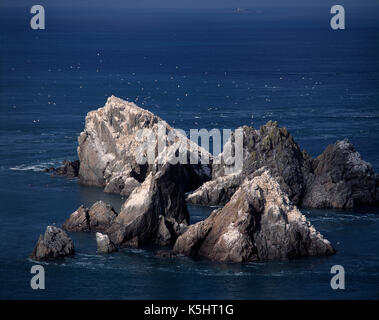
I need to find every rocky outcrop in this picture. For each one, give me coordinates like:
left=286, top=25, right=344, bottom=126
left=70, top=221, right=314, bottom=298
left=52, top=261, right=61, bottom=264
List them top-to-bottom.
left=31, top=96, right=378, bottom=264
left=74, top=96, right=207, bottom=248
left=77, top=96, right=211, bottom=198
left=188, top=121, right=378, bottom=209
left=189, top=121, right=312, bottom=206
left=223, top=123, right=312, bottom=202
left=302, top=139, right=379, bottom=209
left=45, top=160, right=80, bottom=177
left=62, top=162, right=190, bottom=249
left=107, top=163, right=189, bottom=248
left=174, top=170, right=335, bottom=262
left=63, top=201, right=118, bottom=233
left=30, top=226, right=75, bottom=260
left=96, top=232, right=117, bottom=254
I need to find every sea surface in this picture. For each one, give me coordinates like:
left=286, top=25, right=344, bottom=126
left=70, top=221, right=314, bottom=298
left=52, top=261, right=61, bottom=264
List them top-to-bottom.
left=0, top=7, right=378, bottom=299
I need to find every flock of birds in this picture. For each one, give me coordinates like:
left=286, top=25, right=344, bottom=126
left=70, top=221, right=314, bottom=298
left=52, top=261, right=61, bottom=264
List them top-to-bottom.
left=8, top=51, right=330, bottom=129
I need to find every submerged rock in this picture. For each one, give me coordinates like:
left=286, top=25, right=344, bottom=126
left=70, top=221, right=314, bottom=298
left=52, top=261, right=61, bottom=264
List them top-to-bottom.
left=77, top=96, right=211, bottom=196
left=303, top=139, right=379, bottom=209
left=49, top=160, right=80, bottom=177
left=107, top=163, right=189, bottom=248
left=174, top=170, right=335, bottom=262
left=63, top=201, right=118, bottom=233
left=30, top=226, right=74, bottom=260
left=96, top=232, right=117, bottom=254
left=155, top=250, right=177, bottom=258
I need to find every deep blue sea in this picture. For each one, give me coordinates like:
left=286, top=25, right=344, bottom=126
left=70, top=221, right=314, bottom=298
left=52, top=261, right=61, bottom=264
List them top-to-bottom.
left=0, top=6, right=378, bottom=299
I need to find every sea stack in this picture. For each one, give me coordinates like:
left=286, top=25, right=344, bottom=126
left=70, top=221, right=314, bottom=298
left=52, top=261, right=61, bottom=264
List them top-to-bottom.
left=77, top=95, right=211, bottom=197
left=43, top=97, right=379, bottom=262
left=302, top=139, right=379, bottom=208
left=30, top=226, right=75, bottom=261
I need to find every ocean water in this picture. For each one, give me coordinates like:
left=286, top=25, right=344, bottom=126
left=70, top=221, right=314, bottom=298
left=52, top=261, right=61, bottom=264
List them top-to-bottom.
left=0, top=7, right=378, bottom=299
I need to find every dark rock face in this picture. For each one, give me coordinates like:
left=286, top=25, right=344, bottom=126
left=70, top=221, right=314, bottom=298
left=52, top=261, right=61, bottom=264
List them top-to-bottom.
left=77, top=96, right=211, bottom=196
left=190, top=121, right=312, bottom=206
left=237, top=122, right=313, bottom=205
left=302, top=140, right=378, bottom=209
left=45, top=160, right=80, bottom=177
left=55, top=160, right=80, bottom=177
left=107, top=164, right=189, bottom=248
left=174, top=170, right=335, bottom=262
left=63, top=201, right=118, bottom=233
left=63, top=205, right=89, bottom=232
left=30, top=226, right=74, bottom=260
left=96, top=232, right=117, bottom=254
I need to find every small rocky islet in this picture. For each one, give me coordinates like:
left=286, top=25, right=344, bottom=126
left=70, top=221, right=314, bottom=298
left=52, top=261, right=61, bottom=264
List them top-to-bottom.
left=30, top=96, right=379, bottom=262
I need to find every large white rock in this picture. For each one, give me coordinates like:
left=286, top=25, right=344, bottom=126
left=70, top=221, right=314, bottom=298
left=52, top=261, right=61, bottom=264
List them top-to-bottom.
left=77, top=96, right=211, bottom=197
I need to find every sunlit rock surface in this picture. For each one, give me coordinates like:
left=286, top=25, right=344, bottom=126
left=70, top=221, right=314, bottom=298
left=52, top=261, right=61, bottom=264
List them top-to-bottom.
left=175, top=170, right=335, bottom=262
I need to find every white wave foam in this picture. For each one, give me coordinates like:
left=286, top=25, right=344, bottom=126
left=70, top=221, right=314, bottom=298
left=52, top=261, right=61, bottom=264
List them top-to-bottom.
left=10, top=160, right=62, bottom=172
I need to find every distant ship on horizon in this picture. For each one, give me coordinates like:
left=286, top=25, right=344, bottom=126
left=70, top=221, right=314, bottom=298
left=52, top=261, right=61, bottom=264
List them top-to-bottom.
left=234, top=8, right=263, bottom=14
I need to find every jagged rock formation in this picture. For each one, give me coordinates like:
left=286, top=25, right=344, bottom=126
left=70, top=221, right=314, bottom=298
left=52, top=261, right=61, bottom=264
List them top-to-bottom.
left=73, top=96, right=211, bottom=249
left=77, top=96, right=211, bottom=198
left=31, top=98, right=378, bottom=262
left=187, top=121, right=378, bottom=209
left=188, top=121, right=312, bottom=206
left=303, top=139, right=379, bottom=208
left=62, top=163, right=189, bottom=249
left=107, top=164, right=189, bottom=248
left=174, top=170, right=335, bottom=262
left=63, top=201, right=118, bottom=233
left=30, top=226, right=74, bottom=260
left=96, top=232, right=117, bottom=254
